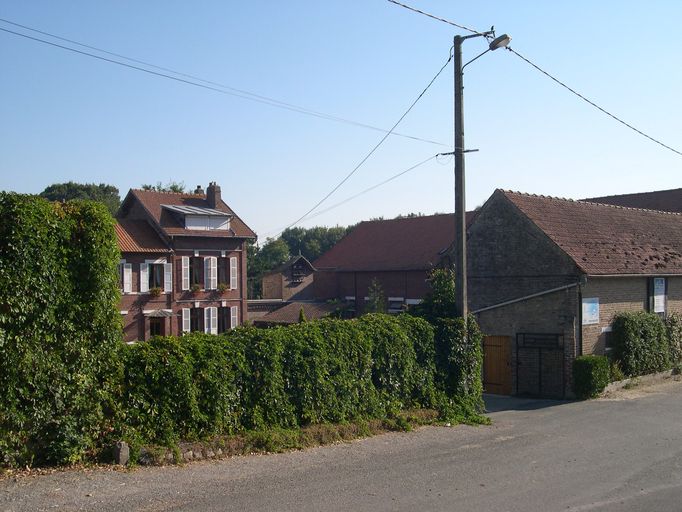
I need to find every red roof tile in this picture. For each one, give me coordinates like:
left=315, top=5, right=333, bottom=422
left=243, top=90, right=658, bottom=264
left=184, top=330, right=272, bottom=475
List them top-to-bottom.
left=584, top=188, right=682, bottom=213
left=125, top=189, right=256, bottom=239
left=501, top=190, right=682, bottom=275
left=313, top=213, right=474, bottom=272
left=115, top=220, right=169, bottom=253
left=254, top=301, right=341, bottom=325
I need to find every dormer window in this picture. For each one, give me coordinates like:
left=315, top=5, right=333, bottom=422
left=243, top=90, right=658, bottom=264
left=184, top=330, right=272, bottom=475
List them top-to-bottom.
left=161, top=204, right=232, bottom=231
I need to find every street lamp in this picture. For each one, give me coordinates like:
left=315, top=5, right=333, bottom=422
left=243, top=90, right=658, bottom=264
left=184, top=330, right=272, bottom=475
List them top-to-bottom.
left=453, top=32, right=511, bottom=319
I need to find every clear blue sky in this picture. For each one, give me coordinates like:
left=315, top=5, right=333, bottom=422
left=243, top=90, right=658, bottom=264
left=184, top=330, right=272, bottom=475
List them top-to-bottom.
left=1, top=1, right=681, bottom=239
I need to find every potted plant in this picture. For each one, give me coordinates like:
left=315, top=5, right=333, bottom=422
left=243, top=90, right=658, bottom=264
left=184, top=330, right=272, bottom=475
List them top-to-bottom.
left=218, top=282, right=229, bottom=294
left=191, top=283, right=201, bottom=294
left=149, top=286, right=162, bottom=298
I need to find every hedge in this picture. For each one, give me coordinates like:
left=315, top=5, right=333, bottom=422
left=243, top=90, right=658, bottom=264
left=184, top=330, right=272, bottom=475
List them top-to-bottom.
left=0, top=194, right=122, bottom=466
left=612, top=312, right=670, bottom=377
left=118, top=314, right=485, bottom=450
left=572, top=355, right=610, bottom=399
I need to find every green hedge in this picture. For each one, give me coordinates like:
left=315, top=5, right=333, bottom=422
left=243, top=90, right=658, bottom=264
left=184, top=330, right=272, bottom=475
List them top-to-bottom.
left=0, top=194, right=122, bottom=466
left=612, top=312, right=670, bottom=377
left=118, top=314, right=484, bottom=450
left=665, top=314, right=682, bottom=366
left=573, top=355, right=610, bottom=399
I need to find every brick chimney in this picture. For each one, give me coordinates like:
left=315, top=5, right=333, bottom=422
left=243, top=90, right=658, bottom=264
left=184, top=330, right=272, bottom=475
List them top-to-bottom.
left=207, top=182, right=221, bottom=209
left=194, top=184, right=204, bottom=195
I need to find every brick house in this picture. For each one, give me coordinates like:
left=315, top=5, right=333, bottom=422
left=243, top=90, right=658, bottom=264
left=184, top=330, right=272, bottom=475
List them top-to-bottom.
left=116, top=182, right=256, bottom=342
left=468, top=189, right=682, bottom=398
left=313, top=214, right=475, bottom=314
left=261, top=255, right=316, bottom=301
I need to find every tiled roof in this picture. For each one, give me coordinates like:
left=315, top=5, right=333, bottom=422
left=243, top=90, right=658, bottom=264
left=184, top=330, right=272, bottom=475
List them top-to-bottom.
left=583, top=188, right=682, bottom=213
left=126, top=189, right=256, bottom=239
left=501, top=190, right=682, bottom=275
left=313, top=213, right=475, bottom=272
left=115, top=220, right=169, bottom=253
left=263, top=255, right=316, bottom=276
left=254, top=301, right=341, bottom=325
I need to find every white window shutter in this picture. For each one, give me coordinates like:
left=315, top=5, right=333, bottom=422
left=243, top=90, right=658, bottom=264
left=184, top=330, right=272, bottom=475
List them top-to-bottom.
left=181, top=256, right=190, bottom=291
left=204, top=257, right=210, bottom=290
left=208, top=257, right=217, bottom=290
left=230, top=257, right=238, bottom=290
left=123, top=263, right=132, bottom=293
left=140, top=263, right=149, bottom=293
left=164, top=263, right=172, bottom=293
left=230, top=305, right=238, bottom=329
left=210, top=307, right=218, bottom=334
left=182, top=308, right=190, bottom=333
left=204, top=308, right=211, bottom=333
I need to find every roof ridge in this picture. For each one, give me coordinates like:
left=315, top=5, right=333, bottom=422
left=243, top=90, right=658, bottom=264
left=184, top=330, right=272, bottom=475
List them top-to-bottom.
left=586, top=187, right=682, bottom=200
left=132, top=188, right=204, bottom=197
left=502, top=189, right=682, bottom=217
left=359, top=212, right=454, bottom=225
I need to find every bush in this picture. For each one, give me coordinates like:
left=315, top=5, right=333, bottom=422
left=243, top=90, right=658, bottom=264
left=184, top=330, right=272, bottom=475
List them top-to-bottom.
left=0, top=194, right=122, bottom=466
left=612, top=312, right=669, bottom=377
left=665, top=314, right=682, bottom=366
left=573, top=355, right=610, bottom=399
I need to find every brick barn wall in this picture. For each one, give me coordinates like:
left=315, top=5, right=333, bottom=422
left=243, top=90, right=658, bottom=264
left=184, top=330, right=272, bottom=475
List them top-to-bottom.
left=261, top=273, right=283, bottom=299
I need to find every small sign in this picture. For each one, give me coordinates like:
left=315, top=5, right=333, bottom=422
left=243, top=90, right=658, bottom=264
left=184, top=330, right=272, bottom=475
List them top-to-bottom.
left=653, top=277, right=666, bottom=313
left=582, top=298, right=599, bottom=325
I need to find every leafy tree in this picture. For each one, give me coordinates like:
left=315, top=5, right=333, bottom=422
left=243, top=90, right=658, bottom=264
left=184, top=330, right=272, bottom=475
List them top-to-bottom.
left=141, top=181, right=186, bottom=193
left=39, top=182, right=120, bottom=216
left=280, top=225, right=352, bottom=262
left=247, top=238, right=291, bottom=298
left=409, top=268, right=457, bottom=323
left=365, top=278, right=386, bottom=314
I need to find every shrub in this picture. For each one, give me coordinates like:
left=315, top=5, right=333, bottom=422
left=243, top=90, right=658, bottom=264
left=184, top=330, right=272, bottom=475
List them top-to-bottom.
left=0, top=194, right=122, bottom=466
left=612, top=312, right=669, bottom=377
left=665, top=314, right=682, bottom=366
left=573, top=355, right=610, bottom=399
left=609, top=360, right=625, bottom=383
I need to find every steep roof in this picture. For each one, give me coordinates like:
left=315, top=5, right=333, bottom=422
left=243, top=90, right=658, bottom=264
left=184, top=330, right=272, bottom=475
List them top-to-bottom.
left=584, top=188, right=682, bottom=213
left=119, top=189, right=256, bottom=239
left=499, top=190, right=682, bottom=275
left=314, top=213, right=475, bottom=272
left=115, top=220, right=169, bottom=253
left=263, top=255, right=316, bottom=276
left=254, top=301, right=341, bottom=325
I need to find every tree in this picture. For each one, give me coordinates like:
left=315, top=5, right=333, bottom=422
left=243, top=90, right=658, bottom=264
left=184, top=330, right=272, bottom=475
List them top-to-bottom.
left=141, top=181, right=186, bottom=193
left=39, top=182, right=120, bottom=216
left=280, top=225, right=352, bottom=262
left=247, top=238, right=291, bottom=298
left=409, top=268, right=456, bottom=323
left=365, top=278, right=386, bottom=314
left=298, top=307, right=307, bottom=323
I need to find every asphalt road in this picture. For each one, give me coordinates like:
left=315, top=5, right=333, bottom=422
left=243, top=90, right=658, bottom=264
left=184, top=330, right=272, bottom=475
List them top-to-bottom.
left=3, top=379, right=682, bottom=512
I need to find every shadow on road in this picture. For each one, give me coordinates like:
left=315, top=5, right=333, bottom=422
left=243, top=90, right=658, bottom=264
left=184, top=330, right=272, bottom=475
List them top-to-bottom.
left=483, top=393, right=573, bottom=413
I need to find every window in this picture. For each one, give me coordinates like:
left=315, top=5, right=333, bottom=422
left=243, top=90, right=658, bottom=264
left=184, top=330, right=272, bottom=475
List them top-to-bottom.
left=190, top=257, right=203, bottom=287
left=204, top=257, right=217, bottom=290
left=230, top=257, right=238, bottom=290
left=218, top=258, right=228, bottom=287
left=118, top=261, right=132, bottom=293
left=140, top=261, right=171, bottom=293
left=149, top=263, right=164, bottom=289
left=648, top=277, right=667, bottom=317
left=190, top=307, right=203, bottom=332
left=204, top=307, right=218, bottom=334
left=218, top=307, right=230, bottom=333
left=149, top=317, right=164, bottom=337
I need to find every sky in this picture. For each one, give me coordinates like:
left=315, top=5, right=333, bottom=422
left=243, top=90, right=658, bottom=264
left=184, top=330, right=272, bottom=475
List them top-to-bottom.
left=1, top=1, right=681, bottom=239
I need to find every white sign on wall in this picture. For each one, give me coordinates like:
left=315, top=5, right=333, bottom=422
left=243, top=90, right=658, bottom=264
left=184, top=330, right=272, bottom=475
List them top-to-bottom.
left=653, top=277, right=666, bottom=313
left=582, top=297, right=600, bottom=325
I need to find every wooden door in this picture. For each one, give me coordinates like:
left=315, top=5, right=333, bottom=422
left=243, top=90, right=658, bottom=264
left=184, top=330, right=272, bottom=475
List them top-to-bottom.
left=483, top=336, right=512, bottom=395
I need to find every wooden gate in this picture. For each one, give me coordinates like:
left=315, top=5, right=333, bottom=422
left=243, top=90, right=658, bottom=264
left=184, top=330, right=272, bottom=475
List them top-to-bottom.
left=483, top=336, right=512, bottom=395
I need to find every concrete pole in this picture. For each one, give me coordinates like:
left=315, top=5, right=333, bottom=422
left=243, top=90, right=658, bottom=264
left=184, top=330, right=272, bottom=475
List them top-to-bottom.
left=453, top=35, right=467, bottom=319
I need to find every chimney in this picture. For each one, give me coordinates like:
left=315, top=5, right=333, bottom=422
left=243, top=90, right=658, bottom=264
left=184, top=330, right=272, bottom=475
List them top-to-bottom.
left=207, top=182, right=221, bottom=209
left=194, top=185, right=204, bottom=195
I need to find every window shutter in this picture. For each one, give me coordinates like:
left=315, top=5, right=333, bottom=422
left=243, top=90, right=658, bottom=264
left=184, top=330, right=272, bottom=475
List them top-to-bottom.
left=181, top=256, right=190, bottom=291
left=204, top=257, right=211, bottom=290
left=208, top=257, right=217, bottom=290
left=230, top=257, right=238, bottom=290
left=123, top=263, right=132, bottom=293
left=140, top=263, right=149, bottom=293
left=164, top=263, right=172, bottom=293
left=230, top=305, right=238, bottom=329
left=204, top=307, right=211, bottom=334
left=210, top=307, right=218, bottom=334
left=182, top=308, right=190, bottom=333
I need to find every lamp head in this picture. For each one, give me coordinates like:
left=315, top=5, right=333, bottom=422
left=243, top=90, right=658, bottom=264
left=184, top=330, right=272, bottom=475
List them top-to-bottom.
left=489, top=34, right=511, bottom=50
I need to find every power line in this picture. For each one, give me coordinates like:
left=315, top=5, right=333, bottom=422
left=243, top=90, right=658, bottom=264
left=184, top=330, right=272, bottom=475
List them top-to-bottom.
left=386, top=0, right=484, bottom=36
left=0, top=20, right=445, bottom=147
left=506, top=47, right=682, bottom=158
left=279, top=49, right=454, bottom=233
left=262, top=154, right=438, bottom=238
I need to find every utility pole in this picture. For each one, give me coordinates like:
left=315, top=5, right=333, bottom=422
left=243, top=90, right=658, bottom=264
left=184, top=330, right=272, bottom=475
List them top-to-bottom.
left=453, top=34, right=467, bottom=319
